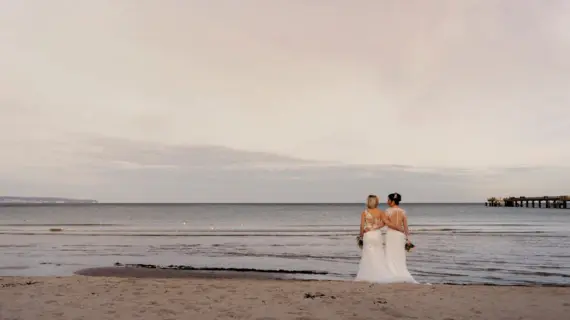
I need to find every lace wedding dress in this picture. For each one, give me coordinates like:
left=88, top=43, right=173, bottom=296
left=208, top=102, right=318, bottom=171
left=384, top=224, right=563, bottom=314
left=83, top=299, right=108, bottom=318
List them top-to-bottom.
left=384, top=207, right=417, bottom=283
left=355, top=210, right=394, bottom=283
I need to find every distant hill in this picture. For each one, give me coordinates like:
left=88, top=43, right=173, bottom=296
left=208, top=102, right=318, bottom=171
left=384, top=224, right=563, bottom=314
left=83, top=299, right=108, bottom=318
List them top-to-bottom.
left=0, top=196, right=98, bottom=204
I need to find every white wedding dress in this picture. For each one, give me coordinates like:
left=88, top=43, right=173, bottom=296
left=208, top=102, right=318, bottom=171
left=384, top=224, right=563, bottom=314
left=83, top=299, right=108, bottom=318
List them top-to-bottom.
left=384, top=207, right=417, bottom=283
left=355, top=209, right=417, bottom=284
left=355, top=210, right=393, bottom=283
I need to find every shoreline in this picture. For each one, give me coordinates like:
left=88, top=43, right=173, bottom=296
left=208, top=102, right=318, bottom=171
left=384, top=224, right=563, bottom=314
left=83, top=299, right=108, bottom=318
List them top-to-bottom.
left=2, top=263, right=568, bottom=287
left=76, top=264, right=570, bottom=287
left=75, top=266, right=307, bottom=281
left=1, top=272, right=569, bottom=319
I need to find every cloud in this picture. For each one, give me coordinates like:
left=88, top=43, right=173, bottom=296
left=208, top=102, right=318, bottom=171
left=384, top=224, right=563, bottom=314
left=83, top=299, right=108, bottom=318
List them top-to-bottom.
left=2, top=0, right=570, bottom=168
left=0, top=1, right=569, bottom=201
left=0, top=137, right=567, bottom=202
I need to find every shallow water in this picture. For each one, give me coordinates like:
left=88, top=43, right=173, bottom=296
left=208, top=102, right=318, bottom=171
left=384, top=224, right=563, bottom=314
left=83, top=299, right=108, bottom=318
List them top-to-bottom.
left=0, top=203, right=568, bottom=285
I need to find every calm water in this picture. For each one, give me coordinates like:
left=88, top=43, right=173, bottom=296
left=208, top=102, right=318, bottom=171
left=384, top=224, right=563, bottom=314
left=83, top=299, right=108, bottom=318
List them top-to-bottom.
left=0, top=203, right=568, bottom=285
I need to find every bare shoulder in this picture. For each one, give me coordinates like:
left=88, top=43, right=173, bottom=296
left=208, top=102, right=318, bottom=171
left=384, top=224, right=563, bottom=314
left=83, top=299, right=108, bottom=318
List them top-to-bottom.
left=387, top=207, right=406, bottom=215
left=369, top=208, right=383, bottom=218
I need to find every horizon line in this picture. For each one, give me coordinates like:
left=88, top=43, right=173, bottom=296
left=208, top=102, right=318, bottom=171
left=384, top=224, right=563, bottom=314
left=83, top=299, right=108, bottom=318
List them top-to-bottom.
left=0, top=201, right=482, bottom=205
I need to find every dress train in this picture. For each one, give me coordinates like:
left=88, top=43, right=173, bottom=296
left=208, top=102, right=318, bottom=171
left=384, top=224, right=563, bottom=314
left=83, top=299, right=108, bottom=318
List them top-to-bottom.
left=355, top=229, right=394, bottom=283
left=384, top=229, right=417, bottom=283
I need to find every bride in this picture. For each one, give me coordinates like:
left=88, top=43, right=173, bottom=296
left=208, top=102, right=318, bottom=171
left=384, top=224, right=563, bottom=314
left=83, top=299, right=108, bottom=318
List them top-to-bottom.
left=355, top=193, right=417, bottom=283
left=383, top=193, right=417, bottom=283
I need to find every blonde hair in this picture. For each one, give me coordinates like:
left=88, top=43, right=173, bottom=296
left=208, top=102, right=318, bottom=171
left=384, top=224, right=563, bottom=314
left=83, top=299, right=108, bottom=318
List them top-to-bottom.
left=366, top=195, right=379, bottom=209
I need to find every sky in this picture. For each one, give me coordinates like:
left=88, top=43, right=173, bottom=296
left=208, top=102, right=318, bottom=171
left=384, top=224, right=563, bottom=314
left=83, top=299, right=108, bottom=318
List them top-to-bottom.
left=1, top=0, right=569, bottom=202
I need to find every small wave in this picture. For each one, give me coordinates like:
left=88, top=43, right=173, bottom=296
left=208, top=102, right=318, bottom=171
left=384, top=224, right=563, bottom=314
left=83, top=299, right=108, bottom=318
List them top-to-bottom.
left=0, top=223, right=123, bottom=227
left=414, top=223, right=536, bottom=227
left=282, top=224, right=354, bottom=227
left=412, top=228, right=548, bottom=233
left=1, top=230, right=568, bottom=240
left=413, top=230, right=569, bottom=238
left=0, top=232, right=354, bottom=237
left=0, top=244, right=35, bottom=248
left=64, top=244, right=142, bottom=248
left=212, top=251, right=359, bottom=262
left=451, top=259, right=539, bottom=266
left=39, top=262, right=88, bottom=266
left=0, top=266, right=29, bottom=270
left=451, top=266, right=506, bottom=272
left=411, top=270, right=470, bottom=277
left=508, top=270, right=570, bottom=278
left=442, top=282, right=570, bottom=287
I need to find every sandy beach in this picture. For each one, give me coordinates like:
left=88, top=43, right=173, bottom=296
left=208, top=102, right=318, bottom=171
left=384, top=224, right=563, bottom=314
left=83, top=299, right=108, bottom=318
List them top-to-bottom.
left=1, top=268, right=569, bottom=320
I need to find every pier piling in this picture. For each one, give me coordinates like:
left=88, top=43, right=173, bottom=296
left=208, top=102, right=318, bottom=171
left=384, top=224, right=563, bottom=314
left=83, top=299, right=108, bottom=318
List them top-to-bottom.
left=485, top=196, right=569, bottom=209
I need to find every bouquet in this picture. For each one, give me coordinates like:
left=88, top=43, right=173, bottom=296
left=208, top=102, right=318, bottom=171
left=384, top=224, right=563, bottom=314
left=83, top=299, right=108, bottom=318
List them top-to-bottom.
left=356, top=235, right=363, bottom=249
left=405, top=240, right=415, bottom=252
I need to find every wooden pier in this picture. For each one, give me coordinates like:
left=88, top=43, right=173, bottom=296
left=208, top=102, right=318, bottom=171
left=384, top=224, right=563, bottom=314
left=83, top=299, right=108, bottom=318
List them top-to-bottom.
left=486, top=196, right=569, bottom=209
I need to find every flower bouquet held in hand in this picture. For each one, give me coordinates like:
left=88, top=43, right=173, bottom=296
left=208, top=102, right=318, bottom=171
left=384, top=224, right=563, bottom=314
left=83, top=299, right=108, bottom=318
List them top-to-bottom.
left=356, top=235, right=363, bottom=249
left=405, top=240, right=415, bottom=252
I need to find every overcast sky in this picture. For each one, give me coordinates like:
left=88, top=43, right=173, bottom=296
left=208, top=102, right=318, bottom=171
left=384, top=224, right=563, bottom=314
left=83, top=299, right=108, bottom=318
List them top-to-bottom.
left=1, top=0, right=569, bottom=202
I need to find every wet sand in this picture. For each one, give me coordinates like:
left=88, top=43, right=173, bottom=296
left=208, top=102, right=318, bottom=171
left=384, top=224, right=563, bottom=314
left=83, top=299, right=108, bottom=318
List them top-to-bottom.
left=75, top=266, right=303, bottom=280
left=0, top=267, right=569, bottom=320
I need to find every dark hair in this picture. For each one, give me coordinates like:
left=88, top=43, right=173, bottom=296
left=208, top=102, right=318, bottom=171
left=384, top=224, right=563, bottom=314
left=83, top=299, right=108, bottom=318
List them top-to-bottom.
left=388, top=193, right=402, bottom=205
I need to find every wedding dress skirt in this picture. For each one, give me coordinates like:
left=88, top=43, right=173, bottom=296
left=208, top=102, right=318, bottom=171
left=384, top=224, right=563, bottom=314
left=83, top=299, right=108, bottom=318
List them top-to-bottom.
left=355, top=229, right=395, bottom=283
left=384, top=229, right=417, bottom=283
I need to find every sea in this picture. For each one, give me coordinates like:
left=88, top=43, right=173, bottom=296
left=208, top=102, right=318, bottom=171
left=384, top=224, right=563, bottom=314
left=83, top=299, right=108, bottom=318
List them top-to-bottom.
left=0, top=203, right=568, bottom=286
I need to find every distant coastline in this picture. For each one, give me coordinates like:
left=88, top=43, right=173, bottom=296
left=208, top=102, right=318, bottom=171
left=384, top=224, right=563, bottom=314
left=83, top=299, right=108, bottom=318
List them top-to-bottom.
left=0, top=196, right=98, bottom=204
left=0, top=200, right=478, bottom=206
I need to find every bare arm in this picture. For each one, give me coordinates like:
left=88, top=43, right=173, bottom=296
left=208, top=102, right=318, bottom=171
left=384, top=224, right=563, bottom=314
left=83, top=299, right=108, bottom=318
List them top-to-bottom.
left=380, top=211, right=404, bottom=232
left=359, top=212, right=365, bottom=238
left=403, top=214, right=410, bottom=239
